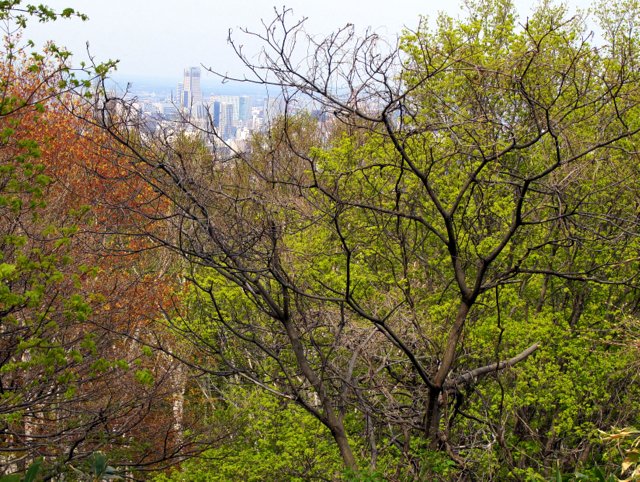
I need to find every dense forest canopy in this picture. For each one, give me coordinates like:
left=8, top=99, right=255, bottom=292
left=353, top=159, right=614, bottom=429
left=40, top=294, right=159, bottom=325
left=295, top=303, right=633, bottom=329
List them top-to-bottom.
left=2, top=0, right=640, bottom=480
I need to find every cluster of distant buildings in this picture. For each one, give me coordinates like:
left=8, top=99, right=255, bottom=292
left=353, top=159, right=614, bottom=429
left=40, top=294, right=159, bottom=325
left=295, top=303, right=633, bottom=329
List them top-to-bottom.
left=124, top=66, right=339, bottom=155
left=130, top=66, right=280, bottom=151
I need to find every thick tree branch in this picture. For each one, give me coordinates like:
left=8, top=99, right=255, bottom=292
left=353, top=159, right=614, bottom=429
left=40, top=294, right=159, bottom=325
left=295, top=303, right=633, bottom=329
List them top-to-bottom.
left=445, top=342, right=540, bottom=389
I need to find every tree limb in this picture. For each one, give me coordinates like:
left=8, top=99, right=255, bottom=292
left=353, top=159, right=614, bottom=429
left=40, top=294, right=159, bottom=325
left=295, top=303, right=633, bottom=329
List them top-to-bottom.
left=445, top=343, right=540, bottom=388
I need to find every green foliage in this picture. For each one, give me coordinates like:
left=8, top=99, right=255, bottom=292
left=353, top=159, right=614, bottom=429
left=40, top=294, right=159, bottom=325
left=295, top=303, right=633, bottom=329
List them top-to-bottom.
left=61, top=0, right=640, bottom=479
left=164, top=0, right=640, bottom=475
left=134, top=368, right=155, bottom=386
left=156, top=388, right=344, bottom=482
left=67, top=452, right=122, bottom=481
left=0, top=453, right=124, bottom=482
left=0, top=458, right=42, bottom=482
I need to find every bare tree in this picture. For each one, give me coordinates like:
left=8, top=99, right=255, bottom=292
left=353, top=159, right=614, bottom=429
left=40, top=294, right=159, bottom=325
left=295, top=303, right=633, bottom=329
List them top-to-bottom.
left=94, top=0, right=640, bottom=475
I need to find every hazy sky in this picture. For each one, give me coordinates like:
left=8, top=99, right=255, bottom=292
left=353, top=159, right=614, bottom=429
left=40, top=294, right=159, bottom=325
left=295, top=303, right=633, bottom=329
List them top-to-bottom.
left=23, top=0, right=593, bottom=84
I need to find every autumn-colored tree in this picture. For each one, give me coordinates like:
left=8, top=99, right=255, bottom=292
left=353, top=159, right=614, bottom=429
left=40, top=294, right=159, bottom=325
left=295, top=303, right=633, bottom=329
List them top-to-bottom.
left=0, top=4, right=210, bottom=477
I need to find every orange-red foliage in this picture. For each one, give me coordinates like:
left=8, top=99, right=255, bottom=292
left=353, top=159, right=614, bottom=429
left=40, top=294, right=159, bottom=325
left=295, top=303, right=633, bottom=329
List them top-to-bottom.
left=0, top=54, right=197, bottom=475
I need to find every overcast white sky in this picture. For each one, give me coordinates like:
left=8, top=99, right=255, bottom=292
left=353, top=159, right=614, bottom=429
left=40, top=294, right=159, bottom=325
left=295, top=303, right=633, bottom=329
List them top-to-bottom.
left=23, top=0, right=593, bottom=83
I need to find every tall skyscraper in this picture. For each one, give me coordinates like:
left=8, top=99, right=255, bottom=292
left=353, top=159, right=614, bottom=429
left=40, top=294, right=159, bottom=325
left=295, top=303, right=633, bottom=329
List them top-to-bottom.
left=180, top=67, right=202, bottom=109
left=175, top=82, right=183, bottom=105
left=239, top=96, right=251, bottom=122
left=211, top=101, right=221, bottom=128
left=219, top=102, right=236, bottom=139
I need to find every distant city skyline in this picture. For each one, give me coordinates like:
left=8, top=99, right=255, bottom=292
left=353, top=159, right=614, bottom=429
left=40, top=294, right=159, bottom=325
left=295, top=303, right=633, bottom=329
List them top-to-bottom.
left=23, top=0, right=593, bottom=83
left=128, top=63, right=270, bottom=153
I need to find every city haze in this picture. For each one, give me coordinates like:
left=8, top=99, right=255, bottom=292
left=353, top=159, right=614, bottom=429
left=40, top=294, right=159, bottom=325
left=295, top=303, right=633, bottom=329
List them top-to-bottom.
left=24, top=0, right=593, bottom=87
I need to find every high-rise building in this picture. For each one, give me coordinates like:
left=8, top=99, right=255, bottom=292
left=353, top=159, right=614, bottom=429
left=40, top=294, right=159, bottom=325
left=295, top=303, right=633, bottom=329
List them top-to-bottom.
left=181, top=67, right=202, bottom=109
left=175, top=82, right=183, bottom=105
left=238, top=96, right=251, bottom=122
left=211, top=101, right=221, bottom=128
left=219, top=102, right=236, bottom=139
